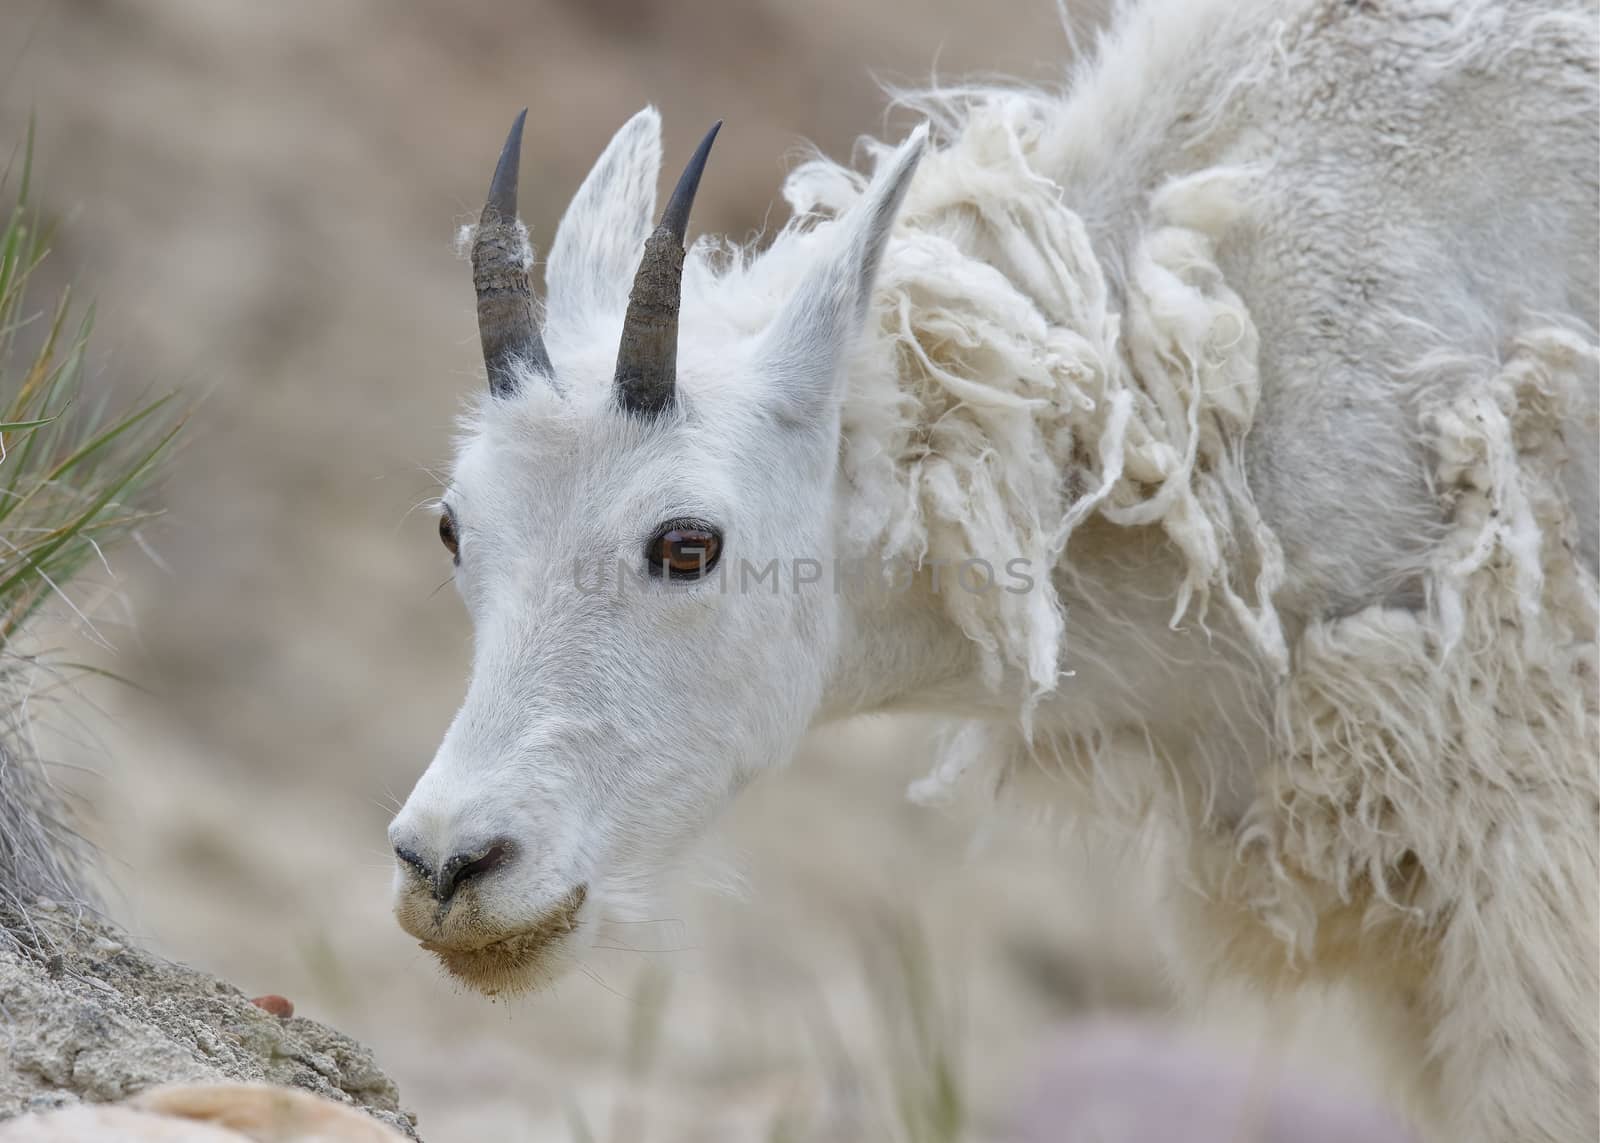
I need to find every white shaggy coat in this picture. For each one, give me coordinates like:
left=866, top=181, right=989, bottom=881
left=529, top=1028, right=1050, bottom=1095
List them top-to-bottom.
left=392, top=2, right=1598, bottom=1139
left=791, top=3, right=1599, bottom=1138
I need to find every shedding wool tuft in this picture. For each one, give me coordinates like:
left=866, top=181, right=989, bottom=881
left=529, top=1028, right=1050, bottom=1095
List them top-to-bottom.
left=741, top=89, right=1597, bottom=923
left=772, top=93, right=1287, bottom=722
left=1230, top=329, right=1600, bottom=953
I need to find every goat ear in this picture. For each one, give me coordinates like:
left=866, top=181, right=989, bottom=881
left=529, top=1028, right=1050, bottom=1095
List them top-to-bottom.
left=544, top=107, right=662, bottom=337
left=758, top=125, right=928, bottom=428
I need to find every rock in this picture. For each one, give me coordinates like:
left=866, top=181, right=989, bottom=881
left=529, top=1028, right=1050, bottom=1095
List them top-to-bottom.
left=0, top=911, right=417, bottom=1140
left=0, top=1084, right=413, bottom=1141
left=135, top=1084, right=410, bottom=1141
left=0, top=1104, right=242, bottom=1142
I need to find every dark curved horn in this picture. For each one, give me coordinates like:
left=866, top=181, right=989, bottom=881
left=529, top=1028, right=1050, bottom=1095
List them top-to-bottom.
left=473, top=109, right=552, bottom=396
left=614, top=121, right=721, bottom=417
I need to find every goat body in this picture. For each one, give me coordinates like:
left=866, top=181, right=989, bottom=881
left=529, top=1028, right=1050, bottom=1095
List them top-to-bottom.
left=775, top=2, right=1597, bottom=1139
left=393, top=3, right=1598, bottom=1139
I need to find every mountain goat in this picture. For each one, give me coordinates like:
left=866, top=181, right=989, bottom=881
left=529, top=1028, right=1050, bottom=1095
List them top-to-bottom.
left=387, top=1, right=1600, bottom=1139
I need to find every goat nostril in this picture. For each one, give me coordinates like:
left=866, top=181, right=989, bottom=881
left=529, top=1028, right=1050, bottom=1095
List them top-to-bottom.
left=434, top=840, right=514, bottom=904
left=394, top=845, right=433, bottom=882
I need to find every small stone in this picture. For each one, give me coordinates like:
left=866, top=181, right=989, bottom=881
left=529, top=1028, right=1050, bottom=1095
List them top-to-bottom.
left=250, top=994, right=294, bottom=1018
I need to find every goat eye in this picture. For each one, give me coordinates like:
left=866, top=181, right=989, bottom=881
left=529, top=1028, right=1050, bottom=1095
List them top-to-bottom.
left=438, top=511, right=460, bottom=560
left=647, top=523, right=722, bottom=580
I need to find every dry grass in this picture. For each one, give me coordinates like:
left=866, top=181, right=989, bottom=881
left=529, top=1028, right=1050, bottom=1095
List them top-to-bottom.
left=563, top=915, right=971, bottom=1143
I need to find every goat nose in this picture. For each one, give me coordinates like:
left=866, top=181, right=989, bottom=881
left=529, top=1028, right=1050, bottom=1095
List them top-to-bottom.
left=432, top=839, right=515, bottom=904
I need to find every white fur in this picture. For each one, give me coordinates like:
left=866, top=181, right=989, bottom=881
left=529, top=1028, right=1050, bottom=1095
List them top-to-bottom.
left=392, top=1, right=1598, bottom=1138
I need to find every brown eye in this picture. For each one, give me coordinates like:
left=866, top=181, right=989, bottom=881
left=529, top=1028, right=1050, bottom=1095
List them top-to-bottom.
left=438, top=511, right=460, bottom=561
left=647, top=522, right=722, bottom=580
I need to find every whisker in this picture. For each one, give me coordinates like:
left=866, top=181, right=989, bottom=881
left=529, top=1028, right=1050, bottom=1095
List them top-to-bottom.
left=576, top=962, right=626, bottom=1001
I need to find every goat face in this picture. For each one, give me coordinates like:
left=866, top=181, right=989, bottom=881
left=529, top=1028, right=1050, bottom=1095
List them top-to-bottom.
left=387, top=108, right=924, bottom=994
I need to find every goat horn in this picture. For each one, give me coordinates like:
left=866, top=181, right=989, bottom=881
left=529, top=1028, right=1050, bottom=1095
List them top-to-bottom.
left=473, top=108, right=553, bottom=396
left=614, top=120, right=721, bottom=417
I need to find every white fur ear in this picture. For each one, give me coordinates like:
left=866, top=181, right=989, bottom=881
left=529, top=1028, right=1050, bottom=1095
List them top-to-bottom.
left=544, top=107, right=662, bottom=337
left=759, top=124, right=928, bottom=427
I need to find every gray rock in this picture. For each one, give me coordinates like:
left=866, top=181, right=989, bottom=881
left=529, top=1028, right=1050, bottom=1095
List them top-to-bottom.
left=0, top=907, right=418, bottom=1139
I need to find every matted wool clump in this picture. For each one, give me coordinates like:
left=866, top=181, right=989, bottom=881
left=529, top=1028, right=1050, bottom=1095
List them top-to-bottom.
left=754, top=93, right=1288, bottom=725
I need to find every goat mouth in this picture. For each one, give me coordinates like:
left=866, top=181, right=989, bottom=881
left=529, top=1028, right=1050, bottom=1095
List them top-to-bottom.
left=417, top=885, right=587, bottom=996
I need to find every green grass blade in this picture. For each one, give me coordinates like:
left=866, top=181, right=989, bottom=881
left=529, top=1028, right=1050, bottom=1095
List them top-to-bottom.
left=0, top=391, right=178, bottom=525
left=0, top=415, right=58, bottom=432
left=0, top=418, right=183, bottom=637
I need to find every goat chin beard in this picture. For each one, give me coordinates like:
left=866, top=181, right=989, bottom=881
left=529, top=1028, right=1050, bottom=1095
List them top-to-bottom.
left=415, top=886, right=588, bottom=998
left=421, top=929, right=576, bottom=997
